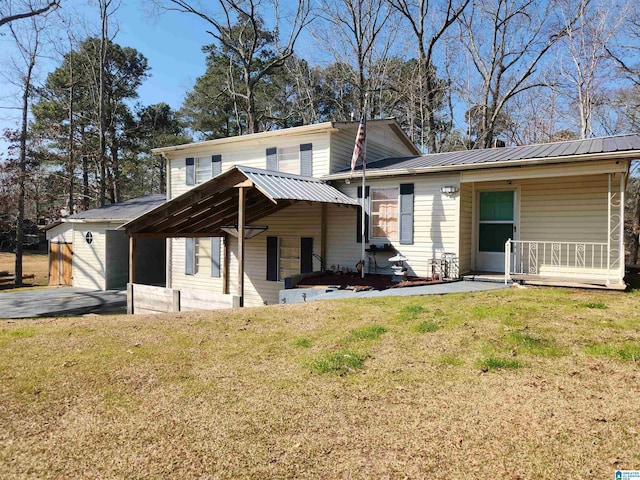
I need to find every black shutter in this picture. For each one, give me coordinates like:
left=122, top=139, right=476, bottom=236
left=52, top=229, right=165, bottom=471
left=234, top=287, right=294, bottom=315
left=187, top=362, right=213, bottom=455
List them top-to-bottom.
left=300, top=143, right=312, bottom=177
left=266, top=147, right=277, bottom=171
left=211, top=155, right=222, bottom=177
left=186, top=158, right=195, bottom=186
left=399, top=183, right=414, bottom=245
left=356, top=186, right=370, bottom=243
left=266, top=236, right=278, bottom=281
left=185, top=237, right=195, bottom=275
left=210, top=237, right=221, bottom=277
left=300, top=237, right=313, bottom=273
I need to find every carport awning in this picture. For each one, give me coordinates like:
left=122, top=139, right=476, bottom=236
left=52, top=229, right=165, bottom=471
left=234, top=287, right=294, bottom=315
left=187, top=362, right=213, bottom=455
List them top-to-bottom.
left=122, top=166, right=358, bottom=238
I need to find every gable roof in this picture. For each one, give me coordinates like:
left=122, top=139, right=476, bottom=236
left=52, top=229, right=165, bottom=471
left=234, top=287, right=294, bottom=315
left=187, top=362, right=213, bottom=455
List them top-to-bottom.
left=151, top=118, right=421, bottom=156
left=326, top=134, right=640, bottom=179
left=122, top=166, right=357, bottom=238
left=66, top=194, right=167, bottom=223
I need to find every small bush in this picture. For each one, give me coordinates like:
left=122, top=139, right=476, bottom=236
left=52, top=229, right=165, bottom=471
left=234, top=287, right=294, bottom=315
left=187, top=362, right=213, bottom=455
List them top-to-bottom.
left=584, top=302, right=608, bottom=310
left=416, top=321, right=439, bottom=333
left=349, top=325, right=387, bottom=340
left=294, top=337, right=311, bottom=348
left=308, top=350, right=366, bottom=375
left=477, top=356, right=523, bottom=371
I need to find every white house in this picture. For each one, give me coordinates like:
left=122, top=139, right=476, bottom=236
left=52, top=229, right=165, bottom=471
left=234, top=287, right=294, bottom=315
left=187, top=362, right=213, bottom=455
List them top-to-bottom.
left=122, top=120, right=639, bottom=311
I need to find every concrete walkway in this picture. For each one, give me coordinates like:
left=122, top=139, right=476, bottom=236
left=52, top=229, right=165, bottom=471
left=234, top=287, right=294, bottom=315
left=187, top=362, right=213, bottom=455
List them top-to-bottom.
left=305, top=280, right=507, bottom=303
left=0, top=287, right=127, bottom=319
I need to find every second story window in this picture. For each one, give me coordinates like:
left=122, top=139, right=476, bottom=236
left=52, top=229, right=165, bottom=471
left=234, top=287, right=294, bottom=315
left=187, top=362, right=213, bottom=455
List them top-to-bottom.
left=266, top=144, right=312, bottom=176
left=278, top=146, right=300, bottom=175
left=195, top=157, right=212, bottom=184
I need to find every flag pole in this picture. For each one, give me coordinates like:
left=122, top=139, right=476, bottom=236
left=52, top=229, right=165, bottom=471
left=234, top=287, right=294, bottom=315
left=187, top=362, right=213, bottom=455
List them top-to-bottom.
left=361, top=93, right=368, bottom=279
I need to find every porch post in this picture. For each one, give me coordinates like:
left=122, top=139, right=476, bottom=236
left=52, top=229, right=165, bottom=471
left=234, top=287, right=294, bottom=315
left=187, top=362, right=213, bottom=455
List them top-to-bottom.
left=619, top=173, right=626, bottom=283
left=607, top=174, right=611, bottom=283
left=237, top=186, right=246, bottom=307
left=129, top=235, right=136, bottom=285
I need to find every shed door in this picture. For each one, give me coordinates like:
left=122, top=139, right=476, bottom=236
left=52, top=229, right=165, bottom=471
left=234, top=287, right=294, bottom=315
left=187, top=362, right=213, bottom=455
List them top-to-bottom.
left=476, top=191, right=516, bottom=272
left=49, top=243, right=73, bottom=286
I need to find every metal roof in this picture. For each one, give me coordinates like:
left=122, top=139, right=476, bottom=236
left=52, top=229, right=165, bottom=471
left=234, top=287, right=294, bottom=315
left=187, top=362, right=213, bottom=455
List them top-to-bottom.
left=335, top=134, right=640, bottom=177
left=123, top=166, right=357, bottom=238
left=238, top=166, right=357, bottom=205
left=68, top=194, right=166, bottom=221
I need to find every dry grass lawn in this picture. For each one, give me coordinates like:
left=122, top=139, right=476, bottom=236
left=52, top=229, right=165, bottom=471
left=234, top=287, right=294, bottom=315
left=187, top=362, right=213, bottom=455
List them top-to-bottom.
left=0, top=250, right=49, bottom=287
left=1, top=286, right=639, bottom=479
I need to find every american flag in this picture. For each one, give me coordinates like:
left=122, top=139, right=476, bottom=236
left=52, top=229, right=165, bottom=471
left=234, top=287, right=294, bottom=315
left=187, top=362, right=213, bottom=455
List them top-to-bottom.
left=350, top=114, right=366, bottom=177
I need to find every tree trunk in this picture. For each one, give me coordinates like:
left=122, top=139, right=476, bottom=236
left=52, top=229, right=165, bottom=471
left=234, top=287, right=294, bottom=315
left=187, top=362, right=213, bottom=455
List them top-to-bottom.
left=15, top=54, right=36, bottom=287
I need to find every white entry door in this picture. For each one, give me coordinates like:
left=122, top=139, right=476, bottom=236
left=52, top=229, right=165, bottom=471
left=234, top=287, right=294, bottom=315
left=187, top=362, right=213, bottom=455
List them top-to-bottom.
left=476, top=190, right=517, bottom=272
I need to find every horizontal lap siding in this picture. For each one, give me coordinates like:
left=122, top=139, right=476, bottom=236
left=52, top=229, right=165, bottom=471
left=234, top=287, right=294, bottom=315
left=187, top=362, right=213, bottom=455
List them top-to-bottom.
left=329, top=124, right=417, bottom=173
left=169, top=133, right=331, bottom=199
left=326, top=175, right=459, bottom=278
left=518, top=175, right=610, bottom=244
left=458, top=183, right=473, bottom=274
left=171, top=203, right=322, bottom=307
left=234, top=203, right=323, bottom=306
left=72, top=225, right=108, bottom=290
left=170, top=238, right=225, bottom=293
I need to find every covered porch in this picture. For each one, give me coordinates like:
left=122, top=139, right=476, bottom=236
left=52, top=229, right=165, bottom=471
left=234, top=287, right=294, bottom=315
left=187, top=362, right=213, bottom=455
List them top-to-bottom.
left=458, top=160, right=629, bottom=290
left=121, top=166, right=358, bottom=311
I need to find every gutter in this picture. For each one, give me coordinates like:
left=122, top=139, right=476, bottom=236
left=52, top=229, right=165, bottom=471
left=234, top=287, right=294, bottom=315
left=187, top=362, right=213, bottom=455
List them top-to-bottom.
left=321, top=151, right=639, bottom=181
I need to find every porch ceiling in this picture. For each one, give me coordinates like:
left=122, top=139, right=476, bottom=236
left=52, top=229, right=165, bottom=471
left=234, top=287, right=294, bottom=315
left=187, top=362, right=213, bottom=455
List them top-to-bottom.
left=122, top=166, right=358, bottom=238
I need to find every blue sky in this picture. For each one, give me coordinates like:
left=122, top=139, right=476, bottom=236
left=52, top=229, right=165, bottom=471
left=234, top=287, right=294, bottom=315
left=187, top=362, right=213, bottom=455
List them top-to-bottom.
left=0, top=1, right=216, bottom=155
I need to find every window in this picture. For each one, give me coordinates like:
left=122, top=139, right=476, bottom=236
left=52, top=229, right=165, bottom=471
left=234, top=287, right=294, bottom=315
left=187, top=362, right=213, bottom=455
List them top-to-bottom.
left=278, top=146, right=299, bottom=175
left=195, top=157, right=212, bottom=184
left=370, top=188, right=399, bottom=239
left=266, top=236, right=313, bottom=281
left=278, top=237, right=300, bottom=280
left=195, top=238, right=211, bottom=274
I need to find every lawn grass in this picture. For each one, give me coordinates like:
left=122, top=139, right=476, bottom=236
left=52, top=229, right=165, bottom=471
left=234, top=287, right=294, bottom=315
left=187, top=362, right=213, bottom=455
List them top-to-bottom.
left=0, top=249, right=49, bottom=287
left=1, top=286, right=639, bottom=478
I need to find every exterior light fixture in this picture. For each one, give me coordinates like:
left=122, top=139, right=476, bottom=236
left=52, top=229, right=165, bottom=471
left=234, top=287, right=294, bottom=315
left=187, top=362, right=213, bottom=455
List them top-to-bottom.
left=440, top=185, right=459, bottom=194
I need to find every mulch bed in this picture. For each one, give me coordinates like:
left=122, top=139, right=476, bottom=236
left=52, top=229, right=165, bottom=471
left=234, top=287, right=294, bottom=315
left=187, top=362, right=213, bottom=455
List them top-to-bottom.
left=297, top=273, right=445, bottom=291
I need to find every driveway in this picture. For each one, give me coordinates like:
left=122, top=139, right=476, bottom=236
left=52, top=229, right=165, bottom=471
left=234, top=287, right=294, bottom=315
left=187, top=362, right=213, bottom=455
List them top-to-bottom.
left=0, top=287, right=127, bottom=319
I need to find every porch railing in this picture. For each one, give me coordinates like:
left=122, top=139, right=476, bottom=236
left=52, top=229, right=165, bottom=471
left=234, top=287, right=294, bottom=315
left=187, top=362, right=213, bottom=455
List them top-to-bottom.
left=504, top=240, right=610, bottom=285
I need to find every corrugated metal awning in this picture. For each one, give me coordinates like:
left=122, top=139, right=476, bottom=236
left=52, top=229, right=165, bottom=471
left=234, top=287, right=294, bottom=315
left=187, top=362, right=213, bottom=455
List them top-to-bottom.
left=122, top=166, right=358, bottom=238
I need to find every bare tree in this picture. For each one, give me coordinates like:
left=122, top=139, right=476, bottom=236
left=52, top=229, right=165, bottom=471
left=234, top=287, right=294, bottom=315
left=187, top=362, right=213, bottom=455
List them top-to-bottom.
left=0, top=0, right=60, bottom=27
left=159, top=0, right=313, bottom=134
left=315, top=0, right=393, bottom=118
left=390, top=0, right=471, bottom=152
left=458, top=0, right=575, bottom=148
left=556, top=0, right=628, bottom=139
left=5, top=14, right=47, bottom=286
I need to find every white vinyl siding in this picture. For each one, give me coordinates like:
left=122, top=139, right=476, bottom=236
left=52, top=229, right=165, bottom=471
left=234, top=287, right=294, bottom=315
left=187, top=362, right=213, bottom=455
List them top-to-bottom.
left=329, top=123, right=418, bottom=173
left=168, top=132, right=331, bottom=199
left=326, top=174, right=460, bottom=278
left=458, top=182, right=473, bottom=275
left=170, top=202, right=322, bottom=306
left=46, top=223, right=73, bottom=243
left=72, top=225, right=109, bottom=290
